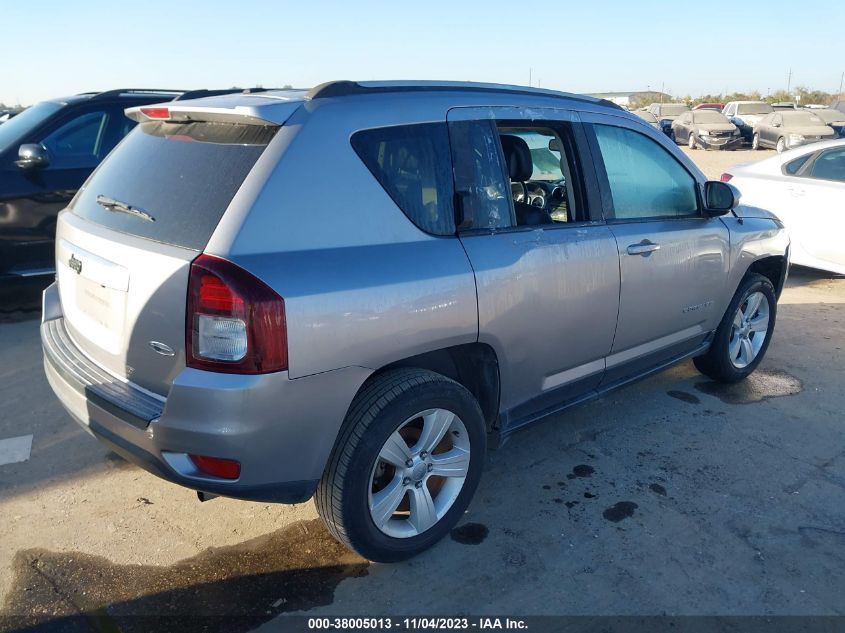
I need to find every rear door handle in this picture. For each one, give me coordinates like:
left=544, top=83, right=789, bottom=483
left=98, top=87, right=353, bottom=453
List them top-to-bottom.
left=626, top=241, right=661, bottom=256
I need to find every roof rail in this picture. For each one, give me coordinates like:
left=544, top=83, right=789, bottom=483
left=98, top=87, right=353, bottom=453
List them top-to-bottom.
left=305, top=80, right=622, bottom=109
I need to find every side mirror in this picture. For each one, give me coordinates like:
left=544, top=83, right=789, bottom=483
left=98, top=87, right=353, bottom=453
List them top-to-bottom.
left=548, top=138, right=561, bottom=152
left=15, top=144, right=49, bottom=169
left=704, top=181, right=739, bottom=216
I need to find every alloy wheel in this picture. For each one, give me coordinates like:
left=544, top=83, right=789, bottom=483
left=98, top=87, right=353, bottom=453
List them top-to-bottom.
left=728, top=291, right=770, bottom=369
left=368, top=408, right=470, bottom=538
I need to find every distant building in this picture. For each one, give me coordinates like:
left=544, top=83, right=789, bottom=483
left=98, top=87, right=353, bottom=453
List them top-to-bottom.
left=586, top=91, right=672, bottom=107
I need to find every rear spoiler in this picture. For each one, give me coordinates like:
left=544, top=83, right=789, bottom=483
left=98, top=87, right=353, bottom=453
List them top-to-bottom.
left=125, top=100, right=302, bottom=127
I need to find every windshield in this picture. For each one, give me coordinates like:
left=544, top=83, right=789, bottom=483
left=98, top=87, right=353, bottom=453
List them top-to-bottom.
left=0, top=101, right=63, bottom=154
left=737, top=103, right=773, bottom=115
left=660, top=105, right=689, bottom=116
left=814, top=109, right=845, bottom=124
left=693, top=111, right=728, bottom=124
left=782, top=111, right=825, bottom=126
left=71, top=120, right=277, bottom=250
left=511, top=131, right=565, bottom=182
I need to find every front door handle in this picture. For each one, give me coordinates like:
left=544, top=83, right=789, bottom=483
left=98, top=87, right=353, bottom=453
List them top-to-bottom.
left=627, top=241, right=661, bottom=256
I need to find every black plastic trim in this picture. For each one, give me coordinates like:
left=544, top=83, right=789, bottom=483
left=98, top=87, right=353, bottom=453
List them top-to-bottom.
left=306, top=80, right=622, bottom=110
left=41, top=318, right=163, bottom=429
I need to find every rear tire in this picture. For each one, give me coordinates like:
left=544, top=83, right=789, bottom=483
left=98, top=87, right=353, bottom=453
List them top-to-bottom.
left=776, top=137, right=786, bottom=153
left=693, top=273, right=777, bottom=383
left=315, top=368, right=486, bottom=562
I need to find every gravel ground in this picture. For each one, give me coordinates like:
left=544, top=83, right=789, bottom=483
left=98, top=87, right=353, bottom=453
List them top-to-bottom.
left=678, top=145, right=776, bottom=180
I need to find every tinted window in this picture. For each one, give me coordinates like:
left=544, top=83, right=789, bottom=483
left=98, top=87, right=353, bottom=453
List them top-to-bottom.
left=0, top=101, right=62, bottom=154
left=40, top=111, right=109, bottom=167
left=448, top=119, right=513, bottom=231
left=71, top=120, right=276, bottom=250
left=351, top=123, right=455, bottom=235
left=594, top=124, right=698, bottom=220
left=808, top=148, right=845, bottom=182
left=784, top=153, right=813, bottom=175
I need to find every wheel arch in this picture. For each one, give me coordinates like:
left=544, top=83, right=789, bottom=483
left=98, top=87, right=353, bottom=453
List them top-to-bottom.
left=746, top=253, right=789, bottom=298
left=355, top=343, right=501, bottom=432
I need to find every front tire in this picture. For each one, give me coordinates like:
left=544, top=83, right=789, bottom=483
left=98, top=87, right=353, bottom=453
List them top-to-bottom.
left=688, top=132, right=697, bottom=149
left=752, top=133, right=760, bottom=150
left=776, top=137, right=786, bottom=153
left=693, top=273, right=777, bottom=383
left=315, top=368, right=486, bottom=562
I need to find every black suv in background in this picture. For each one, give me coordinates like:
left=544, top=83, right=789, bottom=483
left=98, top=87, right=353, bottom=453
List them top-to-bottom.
left=0, top=89, right=253, bottom=281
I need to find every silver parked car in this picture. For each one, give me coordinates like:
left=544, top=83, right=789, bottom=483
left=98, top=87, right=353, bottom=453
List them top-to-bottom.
left=41, top=81, right=790, bottom=562
left=723, top=101, right=774, bottom=143
left=634, top=109, right=661, bottom=128
left=671, top=110, right=741, bottom=150
left=752, top=110, right=836, bottom=152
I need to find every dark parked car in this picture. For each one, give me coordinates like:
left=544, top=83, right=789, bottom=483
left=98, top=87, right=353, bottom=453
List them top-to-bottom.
left=0, top=89, right=251, bottom=280
left=647, top=103, right=690, bottom=136
left=812, top=108, right=845, bottom=138
left=671, top=110, right=741, bottom=150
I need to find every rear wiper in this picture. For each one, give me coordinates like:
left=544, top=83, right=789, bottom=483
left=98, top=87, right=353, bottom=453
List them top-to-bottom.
left=96, top=195, right=155, bottom=222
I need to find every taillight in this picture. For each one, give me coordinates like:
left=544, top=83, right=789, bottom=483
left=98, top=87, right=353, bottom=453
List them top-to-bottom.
left=140, top=107, right=170, bottom=120
left=720, top=173, right=733, bottom=182
left=186, top=254, right=287, bottom=374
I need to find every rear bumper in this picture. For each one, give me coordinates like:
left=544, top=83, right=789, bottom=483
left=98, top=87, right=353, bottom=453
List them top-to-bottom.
left=41, top=283, right=371, bottom=503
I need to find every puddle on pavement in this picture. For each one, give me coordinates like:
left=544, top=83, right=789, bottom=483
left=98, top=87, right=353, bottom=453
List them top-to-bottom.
left=695, top=369, right=803, bottom=405
left=667, top=390, right=701, bottom=404
left=602, top=502, right=638, bottom=523
left=1, top=519, right=368, bottom=633
left=450, top=522, right=489, bottom=545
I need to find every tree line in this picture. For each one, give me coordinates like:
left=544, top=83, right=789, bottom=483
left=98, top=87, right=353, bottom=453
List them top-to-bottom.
left=628, top=85, right=841, bottom=110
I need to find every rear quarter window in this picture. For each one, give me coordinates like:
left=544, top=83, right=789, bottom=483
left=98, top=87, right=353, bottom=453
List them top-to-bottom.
left=71, top=121, right=276, bottom=250
left=351, top=123, right=455, bottom=236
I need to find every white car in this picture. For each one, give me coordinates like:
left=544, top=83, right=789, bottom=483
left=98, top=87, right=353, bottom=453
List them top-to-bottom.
left=722, top=139, right=845, bottom=274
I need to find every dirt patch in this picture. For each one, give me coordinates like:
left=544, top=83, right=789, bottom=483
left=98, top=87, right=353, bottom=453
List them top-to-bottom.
left=0, top=519, right=367, bottom=633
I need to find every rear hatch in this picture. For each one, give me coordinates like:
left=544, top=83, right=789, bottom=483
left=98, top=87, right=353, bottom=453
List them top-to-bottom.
left=56, top=105, right=293, bottom=396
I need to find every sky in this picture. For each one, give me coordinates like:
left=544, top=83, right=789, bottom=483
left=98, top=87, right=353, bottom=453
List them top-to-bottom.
left=3, top=0, right=844, bottom=106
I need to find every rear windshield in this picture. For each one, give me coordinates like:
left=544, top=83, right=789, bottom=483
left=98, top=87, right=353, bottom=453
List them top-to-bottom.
left=737, top=103, right=773, bottom=115
left=660, top=105, right=689, bottom=116
left=781, top=111, right=825, bottom=126
left=71, top=120, right=276, bottom=250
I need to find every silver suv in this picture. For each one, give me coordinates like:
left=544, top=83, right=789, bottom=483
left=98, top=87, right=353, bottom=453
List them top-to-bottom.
left=41, top=81, right=790, bottom=561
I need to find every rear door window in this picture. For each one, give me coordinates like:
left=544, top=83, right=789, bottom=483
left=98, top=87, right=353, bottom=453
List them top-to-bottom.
left=71, top=120, right=276, bottom=250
